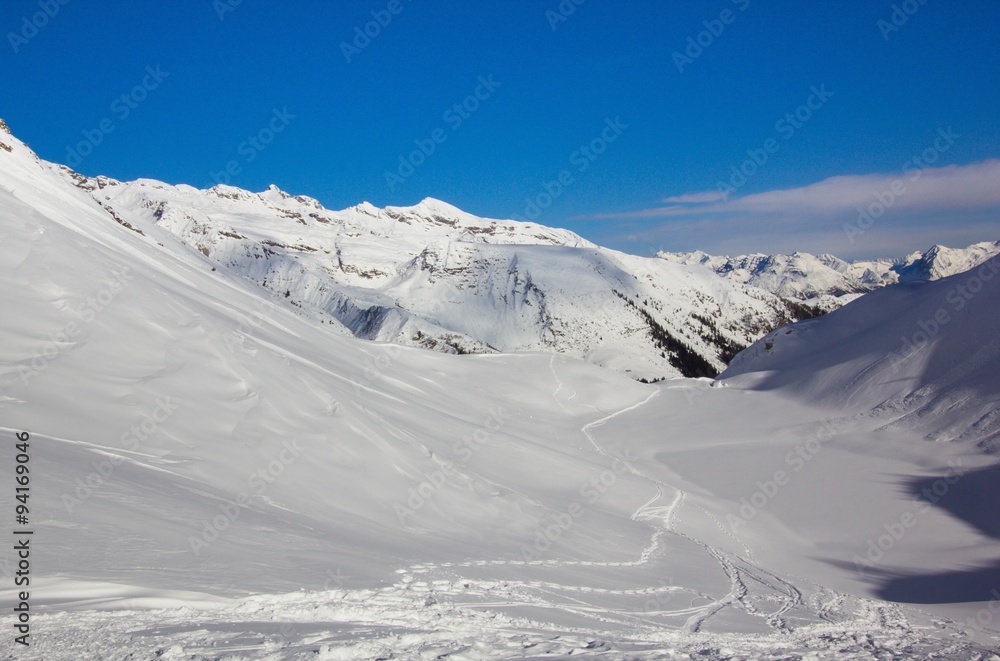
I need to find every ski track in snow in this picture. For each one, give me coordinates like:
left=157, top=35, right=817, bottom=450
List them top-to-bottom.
left=547, top=354, right=572, bottom=414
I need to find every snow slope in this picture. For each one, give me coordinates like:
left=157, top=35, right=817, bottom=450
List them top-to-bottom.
left=2, top=119, right=999, bottom=658
left=58, top=168, right=805, bottom=380
left=721, top=258, right=1000, bottom=451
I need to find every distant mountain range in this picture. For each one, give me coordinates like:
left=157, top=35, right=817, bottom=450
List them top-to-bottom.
left=658, top=242, right=1000, bottom=309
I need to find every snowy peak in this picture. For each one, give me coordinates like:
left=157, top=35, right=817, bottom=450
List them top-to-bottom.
left=401, top=196, right=468, bottom=218
left=892, top=241, right=1000, bottom=282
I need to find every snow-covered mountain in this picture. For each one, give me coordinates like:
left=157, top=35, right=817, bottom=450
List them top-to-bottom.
left=3, top=118, right=1000, bottom=657
left=47, top=165, right=810, bottom=381
left=659, top=242, right=1000, bottom=310
left=721, top=258, right=1000, bottom=450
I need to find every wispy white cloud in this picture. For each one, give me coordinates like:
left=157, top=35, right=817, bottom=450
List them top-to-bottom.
left=585, top=161, right=1000, bottom=259
left=660, top=190, right=728, bottom=204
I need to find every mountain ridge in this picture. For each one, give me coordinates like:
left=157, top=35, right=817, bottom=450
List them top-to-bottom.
left=5, top=118, right=995, bottom=380
left=6, top=125, right=799, bottom=380
left=658, top=241, right=1000, bottom=309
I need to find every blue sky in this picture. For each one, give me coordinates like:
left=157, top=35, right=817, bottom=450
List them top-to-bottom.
left=3, top=0, right=999, bottom=259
